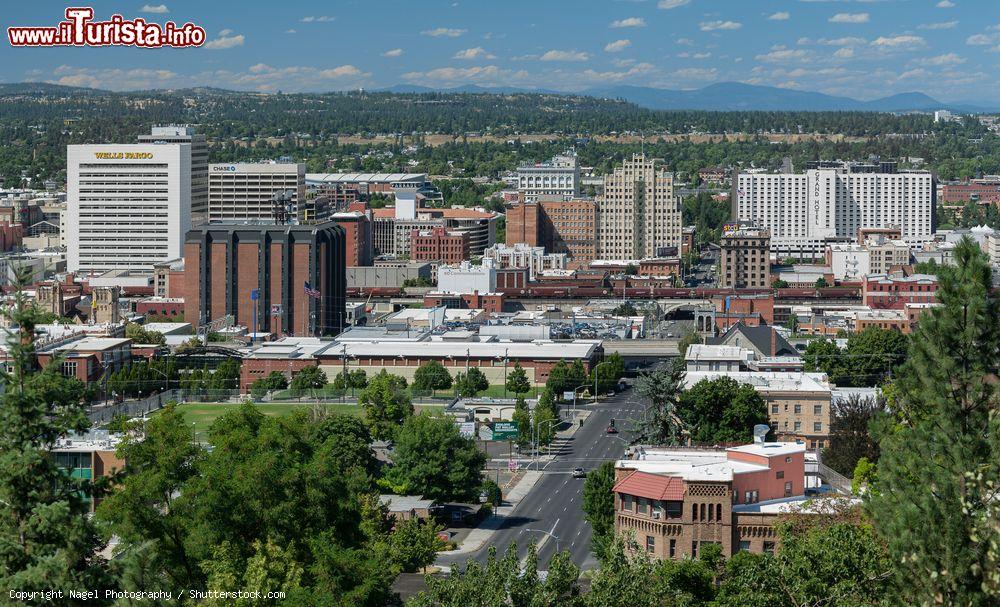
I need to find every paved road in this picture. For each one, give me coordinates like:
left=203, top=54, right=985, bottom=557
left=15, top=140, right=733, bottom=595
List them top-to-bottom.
left=437, top=385, right=647, bottom=571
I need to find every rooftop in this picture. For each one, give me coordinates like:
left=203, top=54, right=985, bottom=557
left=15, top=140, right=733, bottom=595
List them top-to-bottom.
left=306, top=173, right=428, bottom=183
left=317, top=339, right=602, bottom=361
left=684, top=370, right=831, bottom=394
left=613, top=471, right=686, bottom=501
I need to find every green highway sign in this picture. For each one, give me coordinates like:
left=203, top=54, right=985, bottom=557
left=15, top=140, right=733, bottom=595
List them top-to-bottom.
left=492, top=421, right=519, bottom=441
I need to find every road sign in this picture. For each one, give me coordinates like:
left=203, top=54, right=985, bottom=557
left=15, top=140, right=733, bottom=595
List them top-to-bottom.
left=270, top=304, right=282, bottom=316
left=563, top=391, right=575, bottom=401
left=458, top=421, right=476, bottom=438
left=493, top=421, right=519, bottom=441
left=478, top=425, right=494, bottom=441
left=508, top=459, right=517, bottom=472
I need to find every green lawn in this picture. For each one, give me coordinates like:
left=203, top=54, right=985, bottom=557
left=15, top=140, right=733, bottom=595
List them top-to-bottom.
left=165, top=402, right=364, bottom=441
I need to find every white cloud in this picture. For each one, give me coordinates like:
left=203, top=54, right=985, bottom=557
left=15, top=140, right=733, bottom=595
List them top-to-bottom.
left=658, top=0, right=690, bottom=9
left=936, top=0, right=955, bottom=7
left=140, top=4, right=169, bottom=13
left=768, top=12, right=790, bottom=21
left=829, top=13, right=869, bottom=24
left=300, top=16, right=334, bottom=23
left=610, top=17, right=646, bottom=28
left=700, top=21, right=742, bottom=31
left=917, top=21, right=958, bottom=30
left=422, top=27, right=466, bottom=38
left=218, top=29, right=232, bottom=37
left=284, top=29, right=296, bottom=34
left=204, top=33, right=245, bottom=50
left=966, top=33, right=1000, bottom=45
left=871, top=35, right=925, bottom=48
left=675, top=37, right=695, bottom=46
left=819, top=37, right=867, bottom=46
left=604, top=39, right=632, bottom=53
left=453, top=47, right=495, bottom=60
left=834, top=47, right=855, bottom=59
left=382, top=48, right=404, bottom=58
left=539, top=49, right=589, bottom=61
left=755, top=49, right=809, bottom=63
left=692, top=52, right=712, bottom=59
left=917, top=52, right=965, bottom=66
left=318, top=65, right=362, bottom=78
left=402, top=65, right=510, bottom=85
left=49, top=66, right=177, bottom=89
left=671, top=67, right=719, bottom=81
left=898, top=68, right=929, bottom=80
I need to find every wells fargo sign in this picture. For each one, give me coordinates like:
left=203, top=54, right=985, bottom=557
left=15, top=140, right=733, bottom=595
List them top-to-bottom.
left=94, top=152, right=154, bottom=160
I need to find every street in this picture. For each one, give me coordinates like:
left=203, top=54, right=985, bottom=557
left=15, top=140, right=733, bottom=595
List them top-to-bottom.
left=437, top=384, right=647, bottom=571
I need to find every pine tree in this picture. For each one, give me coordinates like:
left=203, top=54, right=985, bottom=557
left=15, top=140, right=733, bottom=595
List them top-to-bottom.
left=868, top=238, right=999, bottom=607
left=0, top=271, right=115, bottom=602
left=505, top=363, right=531, bottom=396
left=634, top=363, right=686, bottom=445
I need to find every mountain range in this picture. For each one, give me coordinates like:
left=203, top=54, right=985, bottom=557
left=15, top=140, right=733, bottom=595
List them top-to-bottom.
left=2, top=80, right=996, bottom=113
left=382, top=81, right=995, bottom=113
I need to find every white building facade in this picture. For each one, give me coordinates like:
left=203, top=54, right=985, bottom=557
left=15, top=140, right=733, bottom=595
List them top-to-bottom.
left=137, top=126, right=207, bottom=224
left=67, top=144, right=191, bottom=273
left=517, top=153, right=580, bottom=201
left=208, top=162, right=305, bottom=223
left=735, top=167, right=934, bottom=259
left=482, top=243, right=567, bottom=280
left=437, top=260, right=497, bottom=294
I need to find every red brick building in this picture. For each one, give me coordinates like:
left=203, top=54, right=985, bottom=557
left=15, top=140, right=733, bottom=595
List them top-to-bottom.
left=940, top=181, right=1000, bottom=205
left=506, top=199, right=597, bottom=268
left=332, top=211, right=374, bottom=267
left=183, top=222, right=347, bottom=338
left=410, top=227, right=470, bottom=263
left=862, top=273, right=938, bottom=309
left=423, top=290, right=505, bottom=314
left=614, top=441, right=809, bottom=560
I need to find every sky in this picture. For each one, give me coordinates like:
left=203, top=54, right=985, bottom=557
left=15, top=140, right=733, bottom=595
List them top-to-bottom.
left=1, top=0, right=998, bottom=101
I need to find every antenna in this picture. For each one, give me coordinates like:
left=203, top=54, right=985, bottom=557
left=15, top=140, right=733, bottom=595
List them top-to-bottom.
left=752, top=424, right=770, bottom=444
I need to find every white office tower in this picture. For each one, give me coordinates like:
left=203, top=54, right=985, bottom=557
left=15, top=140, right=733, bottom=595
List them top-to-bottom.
left=137, top=126, right=207, bottom=224
left=67, top=144, right=191, bottom=273
left=517, top=152, right=580, bottom=201
left=598, top=154, right=679, bottom=261
left=207, top=162, right=305, bottom=222
left=735, top=166, right=934, bottom=260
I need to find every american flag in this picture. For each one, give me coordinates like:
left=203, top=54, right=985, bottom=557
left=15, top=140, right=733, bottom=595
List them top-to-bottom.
left=303, top=281, right=321, bottom=299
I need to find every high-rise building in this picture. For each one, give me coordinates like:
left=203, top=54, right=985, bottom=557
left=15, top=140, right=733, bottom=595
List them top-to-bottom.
left=137, top=126, right=207, bottom=224
left=67, top=143, right=191, bottom=273
left=516, top=152, right=580, bottom=201
left=598, top=155, right=679, bottom=261
left=208, top=162, right=305, bottom=223
left=735, top=163, right=934, bottom=259
left=505, top=198, right=598, bottom=267
left=331, top=210, right=374, bottom=267
left=183, top=222, right=346, bottom=337
left=720, top=225, right=771, bottom=288
left=410, top=227, right=470, bottom=264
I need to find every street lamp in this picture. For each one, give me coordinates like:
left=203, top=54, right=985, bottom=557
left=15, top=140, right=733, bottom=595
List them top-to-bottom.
left=591, top=361, right=613, bottom=405
left=532, top=417, right=559, bottom=470
left=524, top=528, right=561, bottom=553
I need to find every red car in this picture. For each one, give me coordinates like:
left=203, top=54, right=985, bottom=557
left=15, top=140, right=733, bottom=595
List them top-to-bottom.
left=606, top=425, right=619, bottom=434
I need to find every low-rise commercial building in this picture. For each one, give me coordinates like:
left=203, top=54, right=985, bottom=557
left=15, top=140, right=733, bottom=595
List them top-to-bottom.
left=411, top=227, right=470, bottom=264
left=862, top=272, right=937, bottom=309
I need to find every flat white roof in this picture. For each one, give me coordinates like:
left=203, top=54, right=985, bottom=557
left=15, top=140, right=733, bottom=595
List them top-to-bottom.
left=306, top=172, right=427, bottom=183
left=54, top=337, right=131, bottom=352
left=245, top=337, right=330, bottom=360
left=319, top=339, right=602, bottom=361
left=685, top=344, right=753, bottom=362
left=684, top=370, right=831, bottom=393
left=617, top=441, right=805, bottom=482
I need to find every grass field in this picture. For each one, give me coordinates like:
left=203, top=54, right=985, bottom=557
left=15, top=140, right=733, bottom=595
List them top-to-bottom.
left=166, top=401, right=443, bottom=441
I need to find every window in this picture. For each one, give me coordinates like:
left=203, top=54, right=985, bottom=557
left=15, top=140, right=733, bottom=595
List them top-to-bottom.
left=771, top=404, right=778, bottom=414
left=793, top=404, right=801, bottom=414
left=814, top=404, right=823, bottom=416
left=794, top=421, right=802, bottom=431
left=814, top=422, right=823, bottom=433
left=785, top=456, right=792, bottom=463
left=776, top=471, right=784, bottom=479
left=785, top=481, right=793, bottom=497
left=692, top=503, right=698, bottom=520
left=700, top=503, right=706, bottom=521
left=646, top=535, right=655, bottom=553
left=669, top=539, right=676, bottom=558
left=739, top=540, right=751, bottom=552
left=691, top=541, right=698, bottom=558
left=763, top=541, right=776, bottom=555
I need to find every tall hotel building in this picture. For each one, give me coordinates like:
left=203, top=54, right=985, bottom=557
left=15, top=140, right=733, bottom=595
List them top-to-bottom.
left=137, top=126, right=207, bottom=224
left=67, top=143, right=191, bottom=273
left=516, top=153, right=580, bottom=201
left=597, top=155, right=680, bottom=261
left=208, top=162, right=306, bottom=223
left=734, top=163, right=935, bottom=259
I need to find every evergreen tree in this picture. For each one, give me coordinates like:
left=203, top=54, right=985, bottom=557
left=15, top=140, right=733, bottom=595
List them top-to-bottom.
left=868, top=238, right=999, bottom=606
left=0, top=272, right=115, bottom=603
left=505, top=362, right=531, bottom=396
left=634, top=363, right=686, bottom=445
left=511, top=396, right=532, bottom=447
left=582, top=461, right=616, bottom=561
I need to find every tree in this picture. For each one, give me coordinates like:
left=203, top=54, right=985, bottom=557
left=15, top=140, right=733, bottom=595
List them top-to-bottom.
left=867, top=238, right=999, bottom=606
left=0, top=273, right=114, bottom=600
left=814, top=277, right=829, bottom=288
left=771, top=278, right=789, bottom=288
left=612, top=302, right=638, bottom=317
left=784, top=314, right=800, bottom=334
left=125, top=322, right=166, bottom=345
left=843, top=326, right=907, bottom=387
left=677, top=330, right=701, bottom=357
left=413, top=360, right=453, bottom=393
left=505, top=362, right=531, bottom=396
left=634, top=364, right=686, bottom=445
left=289, top=365, right=328, bottom=392
left=454, top=367, right=488, bottom=397
left=333, top=369, right=368, bottom=390
left=250, top=370, right=288, bottom=398
left=359, top=370, right=413, bottom=441
left=678, top=376, right=769, bottom=444
left=533, top=388, right=559, bottom=446
left=822, top=393, right=884, bottom=477
left=511, top=396, right=532, bottom=447
left=309, top=413, right=379, bottom=479
left=384, top=413, right=487, bottom=502
left=582, top=461, right=616, bottom=561
left=387, top=517, right=444, bottom=573
left=715, top=517, right=892, bottom=607
left=585, top=536, right=672, bottom=607
left=202, top=538, right=304, bottom=607
left=408, top=543, right=580, bottom=607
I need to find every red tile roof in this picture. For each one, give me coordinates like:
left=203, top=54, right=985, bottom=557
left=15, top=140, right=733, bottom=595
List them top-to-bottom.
left=613, top=471, right=686, bottom=501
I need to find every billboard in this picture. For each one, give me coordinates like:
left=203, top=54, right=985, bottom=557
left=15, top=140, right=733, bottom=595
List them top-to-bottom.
left=492, top=421, right=519, bottom=441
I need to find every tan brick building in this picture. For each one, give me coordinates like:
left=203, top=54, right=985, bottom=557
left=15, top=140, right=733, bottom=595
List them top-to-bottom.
left=598, top=155, right=679, bottom=261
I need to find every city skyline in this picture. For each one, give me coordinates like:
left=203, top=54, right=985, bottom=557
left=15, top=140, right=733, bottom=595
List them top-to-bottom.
left=0, top=1, right=997, bottom=101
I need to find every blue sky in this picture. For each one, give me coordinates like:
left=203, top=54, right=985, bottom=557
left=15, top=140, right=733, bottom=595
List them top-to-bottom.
left=2, top=0, right=998, bottom=101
